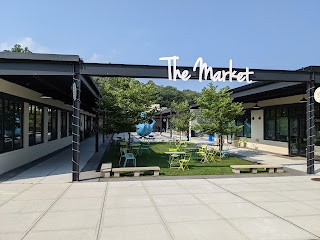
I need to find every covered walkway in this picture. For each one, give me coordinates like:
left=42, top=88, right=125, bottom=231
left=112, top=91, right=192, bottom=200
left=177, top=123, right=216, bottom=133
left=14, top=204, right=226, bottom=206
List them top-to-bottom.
left=1, top=134, right=105, bottom=184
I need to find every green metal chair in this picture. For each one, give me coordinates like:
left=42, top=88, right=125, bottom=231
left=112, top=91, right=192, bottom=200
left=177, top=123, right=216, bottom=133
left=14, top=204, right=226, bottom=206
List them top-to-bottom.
left=140, top=143, right=151, bottom=156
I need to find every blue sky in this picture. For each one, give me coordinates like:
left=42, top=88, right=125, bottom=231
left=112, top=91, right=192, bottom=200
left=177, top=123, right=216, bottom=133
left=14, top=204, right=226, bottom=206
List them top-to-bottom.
left=1, top=0, right=320, bottom=91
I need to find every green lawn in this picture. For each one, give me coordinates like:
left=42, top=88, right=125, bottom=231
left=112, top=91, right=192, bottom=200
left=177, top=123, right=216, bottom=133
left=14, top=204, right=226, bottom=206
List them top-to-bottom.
left=105, top=142, right=263, bottom=176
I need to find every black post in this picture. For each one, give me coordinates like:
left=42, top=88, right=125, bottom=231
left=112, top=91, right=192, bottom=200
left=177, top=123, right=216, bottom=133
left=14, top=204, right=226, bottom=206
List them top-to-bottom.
left=72, top=66, right=81, bottom=182
left=306, top=73, right=315, bottom=174
left=95, top=112, right=99, bottom=152
left=160, top=112, right=162, bottom=133
left=102, top=114, right=105, bottom=143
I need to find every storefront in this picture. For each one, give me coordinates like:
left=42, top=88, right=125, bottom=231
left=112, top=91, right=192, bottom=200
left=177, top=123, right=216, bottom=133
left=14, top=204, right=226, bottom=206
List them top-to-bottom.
left=232, top=82, right=320, bottom=157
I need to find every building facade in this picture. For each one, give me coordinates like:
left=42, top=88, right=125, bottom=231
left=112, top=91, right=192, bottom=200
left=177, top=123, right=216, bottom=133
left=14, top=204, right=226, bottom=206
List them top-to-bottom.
left=0, top=53, right=100, bottom=176
left=232, top=82, right=320, bottom=157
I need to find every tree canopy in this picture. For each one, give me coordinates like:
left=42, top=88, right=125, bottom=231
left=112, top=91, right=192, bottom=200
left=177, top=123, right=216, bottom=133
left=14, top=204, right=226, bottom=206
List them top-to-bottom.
left=2, top=44, right=32, bottom=53
left=95, top=77, right=157, bottom=134
left=195, top=84, right=244, bottom=150
left=155, top=85, right=200, bottom=108
left=170, top=100, right=195, bottom=140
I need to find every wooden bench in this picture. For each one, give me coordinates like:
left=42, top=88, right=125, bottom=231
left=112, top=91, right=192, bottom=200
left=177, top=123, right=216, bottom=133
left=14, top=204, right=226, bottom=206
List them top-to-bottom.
left=100, top=162, right=112, bottom=178
left=230, top=165, right=284, bottom=174
left=112, top=166, right=160, bottom=177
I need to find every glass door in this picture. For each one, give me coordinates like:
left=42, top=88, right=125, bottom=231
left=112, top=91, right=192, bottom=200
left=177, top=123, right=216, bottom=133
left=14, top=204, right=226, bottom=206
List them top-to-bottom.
left=289, top=117, right=306, bottom=156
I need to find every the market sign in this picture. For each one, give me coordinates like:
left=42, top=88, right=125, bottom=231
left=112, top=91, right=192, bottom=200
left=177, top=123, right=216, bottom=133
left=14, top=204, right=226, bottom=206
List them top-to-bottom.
left=159, top=56, right=254, bottom=83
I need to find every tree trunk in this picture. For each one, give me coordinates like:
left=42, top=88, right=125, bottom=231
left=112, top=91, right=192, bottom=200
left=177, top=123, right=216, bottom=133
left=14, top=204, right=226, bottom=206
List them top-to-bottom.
left=180, top=131, right=182, bottom=141
left=128, top=132, right=131, bottom=148
left=219, top=135, right=223, bottom=152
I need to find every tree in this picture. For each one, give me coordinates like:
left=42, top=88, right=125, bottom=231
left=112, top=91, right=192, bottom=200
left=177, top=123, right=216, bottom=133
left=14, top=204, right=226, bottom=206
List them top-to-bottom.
left=3, top=44, right=32, bottom=53
left=95, top=77, right=157, bottom=139
left=196, top=84, right=244, bottom=157
left=154, top=85, right=200, bottom=108
left=170, top=100, right=195, bottom=140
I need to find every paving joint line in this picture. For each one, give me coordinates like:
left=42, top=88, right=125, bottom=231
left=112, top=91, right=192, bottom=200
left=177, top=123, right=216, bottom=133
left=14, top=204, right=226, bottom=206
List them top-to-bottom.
left=204, top=178, right=320, bottom=239
left=175, top=180, right=251, bottom=240
left=142, top=181, right=175, bottom=240
left=95, top=182, right=109, bottom=240
left=0, top=183, right=36, bottom=207
left=20, top=183, right=73, bottom=240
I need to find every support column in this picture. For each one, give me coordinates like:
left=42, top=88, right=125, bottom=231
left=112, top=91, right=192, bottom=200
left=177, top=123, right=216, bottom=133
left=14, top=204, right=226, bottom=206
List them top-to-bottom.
left=72, top=67, right=81, bottom=182
left=306, top=73, right=315, bottom=174
left=43, top=107, right=48, bottom=143
left=57, top=110, right=61, bottom=139
left=95, top=112, right=99, bottom=152
left=160, top=112, right=162, bottom=133
left=102, top=115, right=105, bottom=142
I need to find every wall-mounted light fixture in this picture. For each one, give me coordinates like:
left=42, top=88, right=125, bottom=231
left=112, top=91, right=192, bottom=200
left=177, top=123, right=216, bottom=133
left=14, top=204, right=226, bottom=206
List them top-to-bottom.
left=299, top=96, right=307, bottom=103
left=253, top=103, right=260, bottom=109
left=258, top=116, right=261, bottom=120
left=252, top=117, right=255, bottom=120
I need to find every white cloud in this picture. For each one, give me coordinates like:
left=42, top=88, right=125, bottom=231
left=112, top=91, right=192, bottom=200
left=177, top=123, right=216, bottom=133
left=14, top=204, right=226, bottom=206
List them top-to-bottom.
left=0, top=37, right=50, bottom=53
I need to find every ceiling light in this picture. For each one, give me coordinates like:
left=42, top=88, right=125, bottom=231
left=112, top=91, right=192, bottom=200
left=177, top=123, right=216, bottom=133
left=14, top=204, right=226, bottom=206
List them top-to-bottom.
left=41, top=95, right=52, bottom=99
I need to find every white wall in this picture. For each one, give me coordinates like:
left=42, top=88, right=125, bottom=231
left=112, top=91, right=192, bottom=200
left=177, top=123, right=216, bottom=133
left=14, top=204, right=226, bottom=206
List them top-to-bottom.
left=0, top=78, right=96, bottom=175
left=245, top=109, right=289, bottom=155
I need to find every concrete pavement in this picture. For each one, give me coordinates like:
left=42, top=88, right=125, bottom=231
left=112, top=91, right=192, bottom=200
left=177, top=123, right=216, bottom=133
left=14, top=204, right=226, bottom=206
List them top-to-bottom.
left=1, top=176, right=320, bottom=240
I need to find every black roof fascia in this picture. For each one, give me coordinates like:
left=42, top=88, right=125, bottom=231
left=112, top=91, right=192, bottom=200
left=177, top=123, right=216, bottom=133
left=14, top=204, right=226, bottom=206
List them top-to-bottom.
left=0, top=52, right=79, bottom=62
left=0, top=52, right=101, bottom=98
left=80, top=63, right=320, bottom=82
left=231, top=82, right=302, bottom=99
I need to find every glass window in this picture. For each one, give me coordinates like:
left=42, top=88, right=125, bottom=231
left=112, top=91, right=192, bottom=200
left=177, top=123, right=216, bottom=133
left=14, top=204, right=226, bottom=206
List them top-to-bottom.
left=2, top=98, right=23, bottom=152
left=0, top=99, right=3, bottom=153
left=14, top=102, right=23, bottom=149
left=29, top=104, right=43, bottom=146
left=29, top=105, right=35, bottom=146
left=35, top=106, right=43, bottom=144
left=265, top=107, right=288, bottom=142
left=48, top=108, right=57, bottom=141
left=275, top=108, right=288, bottom=141
left=264, top=109, right=276, bottom=140
left=61, top=111, right=67, bottom=138
left=236, top=112, right=251, bottom=138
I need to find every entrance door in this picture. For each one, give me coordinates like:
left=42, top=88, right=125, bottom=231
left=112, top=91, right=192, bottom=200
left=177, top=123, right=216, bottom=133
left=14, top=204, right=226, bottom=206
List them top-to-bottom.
left=289, top=117, right=306, bottom=156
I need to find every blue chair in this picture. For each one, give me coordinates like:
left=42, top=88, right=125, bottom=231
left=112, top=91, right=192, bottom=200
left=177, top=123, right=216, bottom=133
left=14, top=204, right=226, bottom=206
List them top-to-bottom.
left=123, top=149, right=136, bottom=167
left=221, top=149, right=229, bottom=158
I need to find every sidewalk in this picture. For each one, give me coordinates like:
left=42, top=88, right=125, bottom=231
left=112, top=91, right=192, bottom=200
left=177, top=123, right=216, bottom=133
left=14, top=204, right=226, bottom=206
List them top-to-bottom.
left=1, top=133, right=320, bottom=239
left=1, top=134, right=105, bottom=184
left=1, top=177, right=320, bottom=240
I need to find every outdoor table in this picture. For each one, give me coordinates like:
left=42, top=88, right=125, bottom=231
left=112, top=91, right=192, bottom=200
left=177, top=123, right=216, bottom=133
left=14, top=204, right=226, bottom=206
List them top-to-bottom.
left=186, top=148, right=199, bottom=160
left=164, top=151, right=186, bottom=169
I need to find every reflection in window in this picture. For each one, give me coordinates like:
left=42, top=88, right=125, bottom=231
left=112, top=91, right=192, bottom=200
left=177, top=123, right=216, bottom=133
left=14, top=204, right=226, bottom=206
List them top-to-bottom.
left=2, top=98, right=23, bottom=153
left=29, top=104, right=43, bottom=146
left=264, top=107, right=288, bottom=142
left=48, top=108, right=57, bottom=141
left=264, top=109, right=276, bottom=140
left=236, top=112, right=251, bottom=138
